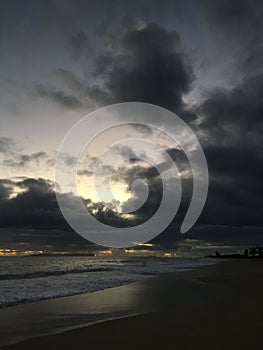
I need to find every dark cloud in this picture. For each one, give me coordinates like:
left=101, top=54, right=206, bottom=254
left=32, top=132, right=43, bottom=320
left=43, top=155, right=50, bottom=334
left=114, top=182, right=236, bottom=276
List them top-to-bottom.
left=200, top=0, right=263, bottom=43
left=1, top=2, right=263, bottom=251
left=35, top=18, right=196, bottom=120
left=90, top=18, right=195, bottom=117
left=192, top=24, right=263, bottom=232
left=66, top=32, right=92, bottom=60
left=238, top=45, right=263, bottom=80
left=194, top=62, right=263, bottom=232
left=54, top=69, right=90, bottom=96
left=197, top=73, right=263, bottom=145
left=35, top=84, right=83, bottom=109
left=0, top=137, right=18, bottom=155
left=0, top=137, right=55, bottom=171
left=109, top=140, right=263, bottom=233
left=112, top=145, right=138, bottom=160
left=205, top=145, right=263, bottom=182
left=166, top=147, right=191, bottom=174
left=110, top=149, right=193, bottom=224
left=3, top=151, right=53, bottom=169
left=110, top=159, right=162, bottom=219
left=0, top=161, right=262, bottom=250
left=200, top=177, right=263, bottom=227
left=0, top=178, right=64, bottom=229
left=0, top=178, right=139, bottom=244
left=0, top=178, right=91, bottom=250
left=0, top=179, right=13, bottom=200
left=84, top=198, right=138, bottom=227
left=185, top=225, right=263, bottom=248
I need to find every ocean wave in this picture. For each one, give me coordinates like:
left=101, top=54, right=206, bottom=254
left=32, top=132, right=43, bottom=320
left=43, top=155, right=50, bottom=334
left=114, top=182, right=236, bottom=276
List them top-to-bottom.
left=0, top=257, right=218, bottom=308
left=0, top=267, right=116, bottom=281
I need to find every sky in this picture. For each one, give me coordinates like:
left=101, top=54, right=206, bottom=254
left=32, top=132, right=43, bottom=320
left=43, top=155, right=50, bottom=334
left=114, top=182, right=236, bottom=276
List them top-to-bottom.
left=0, top=0, right=262, bottom=256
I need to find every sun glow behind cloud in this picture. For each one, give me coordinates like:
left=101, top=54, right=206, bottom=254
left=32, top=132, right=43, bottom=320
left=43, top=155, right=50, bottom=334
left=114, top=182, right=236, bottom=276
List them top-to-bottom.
left=71, top=122, right=188, bottom=217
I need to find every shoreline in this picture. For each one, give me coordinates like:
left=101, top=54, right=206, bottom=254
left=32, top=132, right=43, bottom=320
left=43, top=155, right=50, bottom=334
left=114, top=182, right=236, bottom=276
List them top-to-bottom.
left=0, top=256, right=217, bottom=309
left=3, top=259, right=263, bottom=349
left=0, top=260, right=225, bottom=347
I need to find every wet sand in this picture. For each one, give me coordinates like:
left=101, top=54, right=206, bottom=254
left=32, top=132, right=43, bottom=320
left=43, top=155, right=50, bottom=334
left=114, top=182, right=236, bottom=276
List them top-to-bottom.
left=1, top=260, right=263, bottom=350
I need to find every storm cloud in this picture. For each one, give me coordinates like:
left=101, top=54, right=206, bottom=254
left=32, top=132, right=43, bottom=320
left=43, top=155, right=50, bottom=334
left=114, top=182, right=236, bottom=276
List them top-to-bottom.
left=200, top=0, right=263, bottom=44
left=1, top=1, right=263, bottom=253
left=35, top=18, right=196, bottom=122
left=89, top=18, right=194, bottom=114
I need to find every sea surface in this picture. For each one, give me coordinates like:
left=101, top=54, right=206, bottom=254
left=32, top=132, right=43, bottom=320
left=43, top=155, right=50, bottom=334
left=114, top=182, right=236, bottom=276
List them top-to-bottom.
left=0, top=256, right=217, bottom=308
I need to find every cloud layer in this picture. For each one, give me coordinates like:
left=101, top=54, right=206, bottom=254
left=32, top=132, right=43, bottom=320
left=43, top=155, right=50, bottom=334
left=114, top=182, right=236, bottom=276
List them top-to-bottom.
left=1, top=1, right=263, bottom=252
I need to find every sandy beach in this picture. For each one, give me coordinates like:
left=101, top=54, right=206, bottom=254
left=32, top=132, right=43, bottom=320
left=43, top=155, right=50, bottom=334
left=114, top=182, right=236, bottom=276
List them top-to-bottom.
left=1, top=259, right=263, bottom=350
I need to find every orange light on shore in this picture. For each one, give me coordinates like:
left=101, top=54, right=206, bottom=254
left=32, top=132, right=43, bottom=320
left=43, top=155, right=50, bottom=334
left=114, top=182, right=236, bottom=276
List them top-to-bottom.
left=137, top=243, right=154, bottom=247
left=0, top=249, right=44, bottom=256
left=0, top=249, right=18, bottom=256
left=24, top=250, right=44, bottom=256
left=94, top=250, right=113, bottom=257
left=163, top=253, right=172, bottom=257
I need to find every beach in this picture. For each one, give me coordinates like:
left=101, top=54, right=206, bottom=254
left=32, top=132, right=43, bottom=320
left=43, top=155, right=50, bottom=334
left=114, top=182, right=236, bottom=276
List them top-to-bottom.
left=1, top=259, right=263, bottom=350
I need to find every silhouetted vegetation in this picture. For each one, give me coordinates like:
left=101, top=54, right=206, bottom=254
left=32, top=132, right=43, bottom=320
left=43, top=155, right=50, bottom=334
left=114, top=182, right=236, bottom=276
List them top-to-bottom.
left=207, top=245, right=263, bottom=259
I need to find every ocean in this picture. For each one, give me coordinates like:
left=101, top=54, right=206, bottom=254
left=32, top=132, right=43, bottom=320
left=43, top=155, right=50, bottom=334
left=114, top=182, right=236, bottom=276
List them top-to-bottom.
left=0, top=256, right=217, bottom=308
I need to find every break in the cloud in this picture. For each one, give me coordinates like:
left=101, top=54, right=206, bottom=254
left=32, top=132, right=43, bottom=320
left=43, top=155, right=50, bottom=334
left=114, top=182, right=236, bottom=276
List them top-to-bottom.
left=0, top=172, right=262, bottom=252
left=0, top=177, right=142, bottom=251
